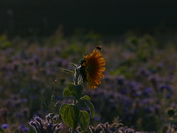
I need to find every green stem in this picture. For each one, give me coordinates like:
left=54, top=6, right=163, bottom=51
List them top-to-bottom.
left=72, top=67, right=80, bottom=132
left=73, top=67, right=79, bottom=105
left=74, top=67, right=80, bottom=86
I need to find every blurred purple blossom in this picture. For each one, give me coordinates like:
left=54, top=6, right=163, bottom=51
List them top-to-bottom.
left=1, top=123, right=8, bottom=129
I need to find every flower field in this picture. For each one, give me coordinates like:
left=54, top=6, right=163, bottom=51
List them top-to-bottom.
left=0, top=33, right=177, bottom=133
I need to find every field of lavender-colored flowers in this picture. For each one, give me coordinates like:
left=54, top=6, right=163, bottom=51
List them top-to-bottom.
left=0, top=33, right=177, bottom=133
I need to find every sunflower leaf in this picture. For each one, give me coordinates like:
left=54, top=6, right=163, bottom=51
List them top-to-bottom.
left=71, top=63, right=78, bottom=68
left=59, top=67, right=74, bottom=74
left=68, top=83, right=83, bottom=100
left=63, top=88, right=72, bottom=97
left=82, top=95, right=91, bottom=101
left=80, top=99, right=95, bottom=118
left=85, top=100, right=95, bottom=118
left=59, top=104, right=80, bottom=129
left=79, top=110, right=90, bottom=131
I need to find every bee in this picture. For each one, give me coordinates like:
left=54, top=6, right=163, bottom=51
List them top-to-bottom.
left=96, top=46, right=102, bottom=51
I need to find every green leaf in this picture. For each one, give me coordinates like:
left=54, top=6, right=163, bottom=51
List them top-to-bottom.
left=71, top=63, right=78, bottom=67
left=59, top=68, right=74, bottom=74
left=68, top=83, right=83, bottom=100
left=63, top=88, right=72, bottom=97
left=82, top=95, right=91, bottom=101
left=79, top=98, right=95, bottom=118
left=85, top=100, right=95, bottom=118
left=86, top=101, right=95, bottom=118
left=59, top=104, right=80, bottom=129
left=79, top=110, right=90, bottom=131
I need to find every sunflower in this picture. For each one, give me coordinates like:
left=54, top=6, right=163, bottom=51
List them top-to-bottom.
left=80, top=49, right=105, bottom=89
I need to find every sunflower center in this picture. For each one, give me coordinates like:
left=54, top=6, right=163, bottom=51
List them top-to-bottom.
left=81, top=49, right=105, bottom=89
left=87, top=59, right=98, bottom=76
left=87, top=63, right=96, bottom=74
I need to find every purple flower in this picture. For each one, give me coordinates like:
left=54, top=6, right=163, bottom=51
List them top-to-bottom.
left=159, top=84, right=172, bottom=92
left=142, top=87, right=152, bottom=97
left=1, top=124, right=8, bottom=129
left=18, top=124, right=29, bottom=132
left=22, top=127, right=29, bottom=132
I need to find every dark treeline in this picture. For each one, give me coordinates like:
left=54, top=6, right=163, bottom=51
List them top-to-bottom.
left=1, top=0, right=177, bottom=36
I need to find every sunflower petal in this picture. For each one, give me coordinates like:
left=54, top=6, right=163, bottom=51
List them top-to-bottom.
left=81, top=49, right=105, bottom=89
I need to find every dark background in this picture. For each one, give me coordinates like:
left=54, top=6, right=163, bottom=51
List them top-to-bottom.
left=1, top=0, right=177, bottom=36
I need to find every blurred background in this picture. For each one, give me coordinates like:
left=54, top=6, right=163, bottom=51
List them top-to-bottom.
left=1, top=0, right=177, bottom=36
left=1, top=1, right=177, bottom=133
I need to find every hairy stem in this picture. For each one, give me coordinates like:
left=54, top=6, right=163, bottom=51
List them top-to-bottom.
left=72, top=66, right=80, bottom=133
